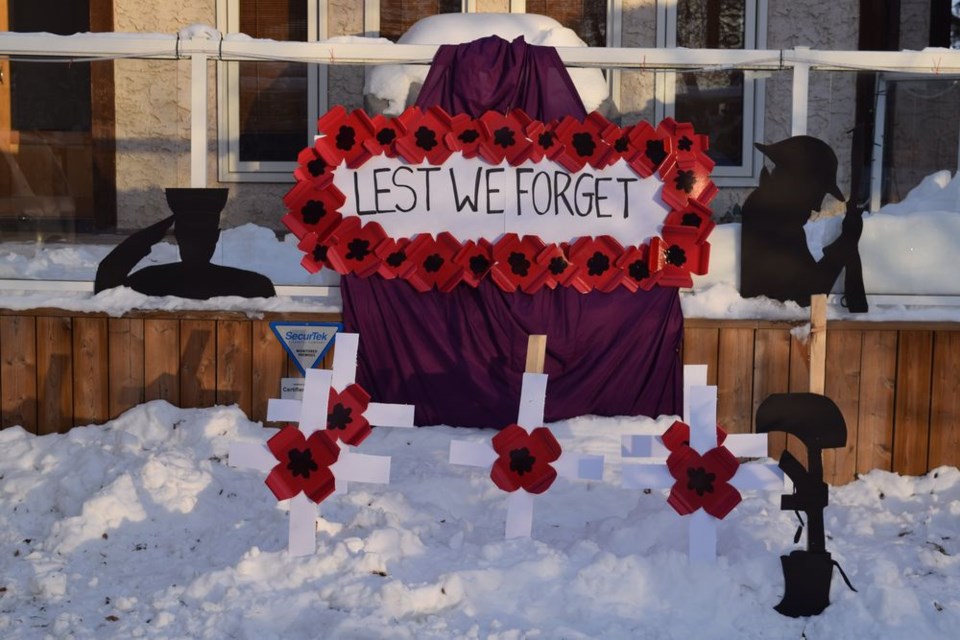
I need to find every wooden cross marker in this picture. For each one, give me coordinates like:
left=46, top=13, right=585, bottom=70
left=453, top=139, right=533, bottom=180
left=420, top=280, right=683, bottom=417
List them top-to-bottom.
left=228, top=333, right=415, bottom=556
left=450, top=335, right=603, bottom=539
left=621, top=365, right=783, bottom=563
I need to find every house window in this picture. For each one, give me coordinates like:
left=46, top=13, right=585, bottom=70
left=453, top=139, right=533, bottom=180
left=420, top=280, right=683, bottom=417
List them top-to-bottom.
left=217, top=0, right=325, bottom=182
left=658, top=0, right=766, bottom=185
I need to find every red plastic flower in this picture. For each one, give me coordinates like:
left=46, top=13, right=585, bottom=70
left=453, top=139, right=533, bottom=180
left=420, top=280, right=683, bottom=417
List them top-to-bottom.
left=315, top=106, right=380, bottom=169
left=393, top=106, right=458, bottom=165
left=476, top=111, right=535, bottom=166
left=548, top=113, right=618, bottom=172
left=325, top=217, right=387, bottom=277
left=648, top=225, right=711, bottom=288
left=403, top=232, right=465, bottom=292
left=489, top=234, right=551, bottom=294
left=565, top=236, right=626, bottom=293
left=453, top=238, right=495, bottom=287
left=616, top=244, right=663, bottom=292
left=325, top=383, right=372, bottom=446
left=490, top=425, right=563, bottom=494
left=264, top=426, right=340, bottom=503
left=666, top=442, right=741, bottom=520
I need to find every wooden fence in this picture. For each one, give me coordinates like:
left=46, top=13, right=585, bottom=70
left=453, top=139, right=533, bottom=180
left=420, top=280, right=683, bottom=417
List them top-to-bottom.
left=1, top=309, right=958, bottom=485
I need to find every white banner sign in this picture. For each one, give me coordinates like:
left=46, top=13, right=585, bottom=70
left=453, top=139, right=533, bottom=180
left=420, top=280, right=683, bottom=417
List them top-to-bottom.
left=333, top=154, right=670, bottom=246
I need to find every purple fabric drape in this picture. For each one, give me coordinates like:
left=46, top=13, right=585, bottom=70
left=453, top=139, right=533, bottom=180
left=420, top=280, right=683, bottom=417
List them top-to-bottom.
left=342, top=35, right=683, bottom=428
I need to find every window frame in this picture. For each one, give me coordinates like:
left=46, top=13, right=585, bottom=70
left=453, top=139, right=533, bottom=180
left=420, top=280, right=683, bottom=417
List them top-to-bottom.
left=216, top=0, right=327, bottom=183
left=655, top=0, right=767, bottom=187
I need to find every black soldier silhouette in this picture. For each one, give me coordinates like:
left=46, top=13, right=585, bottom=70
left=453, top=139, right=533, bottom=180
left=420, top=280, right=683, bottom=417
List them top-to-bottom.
left=740, top=136, right=867, bottom=311
left=95, top=188, right=276, bottom=299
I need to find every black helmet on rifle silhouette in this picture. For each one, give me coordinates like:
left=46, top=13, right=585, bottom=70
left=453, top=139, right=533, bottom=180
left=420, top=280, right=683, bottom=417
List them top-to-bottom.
left=755, top=136, right=845, bottom=207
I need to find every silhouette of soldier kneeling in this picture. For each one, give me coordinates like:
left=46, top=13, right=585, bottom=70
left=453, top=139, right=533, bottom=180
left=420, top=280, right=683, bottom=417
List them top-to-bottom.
left=740, top=136, right=866, bottom=311
left=95, top=188, right=276, bottom=299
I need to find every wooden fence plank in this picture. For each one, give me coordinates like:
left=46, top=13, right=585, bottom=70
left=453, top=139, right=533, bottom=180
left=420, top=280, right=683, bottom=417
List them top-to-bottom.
left=0, top=316, right=37, bottom=432
left=36, top=316, right=73, bottom=434
left=72, top=317, right=109, bottom=427
left=108, top=318, right=145, bottom=419
left=144, top=319, right=180, bottom=405
left=180, top=320, right=217, bottom=408
left=216, top=320, right=252, bottom=415
left=251, top=320, right=285, bottom=423
left=682, top=327, right=719, bottom=385
left=717, top=327, right=754, bottom=433
left=751, top=328, right=791, bottom=456
left=822, top=330, right=863, bottom=485
left=856, top=330, right=897, bottom=474
left=893, top=331, right=934, bottom=476
left=928, top=331, right=960, bottom=469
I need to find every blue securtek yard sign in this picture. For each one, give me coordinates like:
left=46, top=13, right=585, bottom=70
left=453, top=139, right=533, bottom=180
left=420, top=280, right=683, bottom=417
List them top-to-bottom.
left=269, top=322, right=342, bottom=375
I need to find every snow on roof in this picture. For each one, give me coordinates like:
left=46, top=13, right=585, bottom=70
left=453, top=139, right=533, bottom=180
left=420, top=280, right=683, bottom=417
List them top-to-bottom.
left=364, top=13, right=610, bottom=114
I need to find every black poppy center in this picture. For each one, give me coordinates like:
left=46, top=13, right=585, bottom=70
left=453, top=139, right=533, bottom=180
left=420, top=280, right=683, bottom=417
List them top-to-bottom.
left=336, top=125, right=356, bottom=151
left=415, top=126, right=438, bottom=151
left=493, top=127, right=516, bottom=149
left=376, top=128, right=397, bottom=145
left=458, top=129, right=480, bottom=144
left=538, top=131, right=556, bottom=149
left=572, top=132, right=596, bottom=158
left=614, top=135, right=629, bottom=153
left=678, top=136, right=694, bottom=152
left=645, top=139, right=667, bottom=167
left=307, top=155, right=326, bottom=177
left=675, top=169, right=696, bottom=194
left=301, top=200, right=327, bottom=225
left=681, top=212, right=703, bottom=228
left=346, top=238, right=371, bottom=261
left=312, top=244, right=329, bottom=263
left=665, top=245, right=687, bottom=267
left=386, top=250, right=407, bottom=268
left=508, top=251, right=531, bottom=277
left=586, top=251, right=610, bottom=276
left=423, top=253, right=444, bottom=273
left=469, top=254, right=491, bottom=276
left=548, top=256, right=568, bottom=275
left=628, top=259, right=650, bottom=281
left=327, top=403, right=353, bottom=431
left=509, top=447, right=536, bottom=476
left=287, top=448, right=319, bottom=479
left=686, top=466, right=716, bottom=496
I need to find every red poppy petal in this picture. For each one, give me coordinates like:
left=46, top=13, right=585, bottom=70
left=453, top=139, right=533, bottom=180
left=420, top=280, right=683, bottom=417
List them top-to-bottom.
left=266, top=426, right=307, bottom=462
left=530, top=427, right=563, bottom=464
left=305, top=430, right=342, bottom=467
left=702, top=446, right=740, bottom=483
left=490, top=457, right=522, bottom=493
left=265, top=465, right=301, bottom=502
left=520, top=465, right=558, bottom=495
left=299, top=467, right=338, bottom=504
left=702, top=481, right=742, bottom=520
left=667, top=482, right=702, bottom=516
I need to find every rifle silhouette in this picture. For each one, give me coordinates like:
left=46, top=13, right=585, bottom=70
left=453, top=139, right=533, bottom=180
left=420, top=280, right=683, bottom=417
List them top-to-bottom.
left=841, top=199, right=868, bottom=313
left=757, top=393, right=857, bottom=617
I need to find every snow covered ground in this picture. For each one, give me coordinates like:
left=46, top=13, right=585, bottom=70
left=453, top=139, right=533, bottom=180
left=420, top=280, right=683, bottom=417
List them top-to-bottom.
left=2, top=401, right=958, bottom=639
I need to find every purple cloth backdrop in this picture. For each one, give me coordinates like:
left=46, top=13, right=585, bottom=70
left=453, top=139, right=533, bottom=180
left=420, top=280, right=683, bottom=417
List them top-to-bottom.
left=342, top=35, right=683, bottom=427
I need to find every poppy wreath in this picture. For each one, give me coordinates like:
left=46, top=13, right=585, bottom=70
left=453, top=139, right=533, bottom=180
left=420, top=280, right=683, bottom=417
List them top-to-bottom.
left=284, top=106, right=716, bottom=292
left=661, top=419, right=742, bottom=520
left=490, top=425, right=563, bottom=494
left=264, top=426, right=341, bottom=504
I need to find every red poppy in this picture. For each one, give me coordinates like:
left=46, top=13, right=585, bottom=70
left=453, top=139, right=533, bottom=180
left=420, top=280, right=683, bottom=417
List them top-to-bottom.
left=315, top=106, right=381, bottom=169
left=393, top=106, right=458, bottom=165
left=476, top=111, right=535, bottom=166
left=548, top=113, right=617, bottom=172
left=626, top=121, right=673, bottom=178
left=282, top=179, right=346, bottom=241
left=664, top=200, right=716, bottom=244
left=325, top=217, right=387, bottom=278
left=648, top=225, right=711, bottom=288
left=295, top=232, right=333, bottom=274
left=403, top=232, right=465, bottom=292
left=489, top=234, right=551, bottom=293
left=374, top=236, right=415, bottom=280
left=566, top=236, right=626, bottom=292
left=453, top=238, right=495, bottom=287
left=535, top=243, right=591, bottom=292
left=616, top=244, right=663, bottom=292
left=326, top=383, right=372, bottom=447
left=490, top=425, right=563, bottom=494
left=264, top=426, right=340, bottom=504
left=666, top=442, right=742, bottom=520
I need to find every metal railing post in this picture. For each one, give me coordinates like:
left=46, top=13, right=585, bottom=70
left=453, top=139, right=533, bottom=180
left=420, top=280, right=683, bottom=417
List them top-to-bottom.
left=791, top=49, right=810, bottom=137
left=191, top=51, right=208, bottom=188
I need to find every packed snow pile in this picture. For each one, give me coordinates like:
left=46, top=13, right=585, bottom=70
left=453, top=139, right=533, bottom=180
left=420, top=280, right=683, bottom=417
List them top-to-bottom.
left=364, top=13, right=610, bottom=114
left=0, top=402, right=958, bottom=638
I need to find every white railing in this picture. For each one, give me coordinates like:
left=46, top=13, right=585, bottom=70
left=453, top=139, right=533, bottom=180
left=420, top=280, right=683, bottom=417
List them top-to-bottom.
left=2, top=28, right=960, bottom=306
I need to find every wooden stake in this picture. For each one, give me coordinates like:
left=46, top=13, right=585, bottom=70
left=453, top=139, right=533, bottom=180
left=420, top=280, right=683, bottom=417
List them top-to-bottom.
left=809, top=294, right=827, bottom=395
left=525, top=335, right=547, bottom=374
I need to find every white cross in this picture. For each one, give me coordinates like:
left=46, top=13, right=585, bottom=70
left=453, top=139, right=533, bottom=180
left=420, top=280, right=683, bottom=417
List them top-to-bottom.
left=228, top=333, right=415, bottom=556
left=621, top=365, right=783, bottom=563
left=449, top=371, right=604, bottom=539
